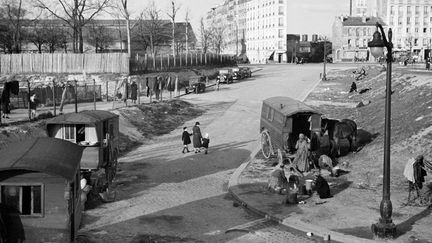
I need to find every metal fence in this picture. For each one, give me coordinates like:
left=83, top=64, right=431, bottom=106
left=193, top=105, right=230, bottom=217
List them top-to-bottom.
left=0, top=53, right=129, bottom=74
left=0, top=85, right=102, bottom=109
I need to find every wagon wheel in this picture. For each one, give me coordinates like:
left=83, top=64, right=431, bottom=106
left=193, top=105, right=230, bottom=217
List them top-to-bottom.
left=260, top=130, right=273, bottom=159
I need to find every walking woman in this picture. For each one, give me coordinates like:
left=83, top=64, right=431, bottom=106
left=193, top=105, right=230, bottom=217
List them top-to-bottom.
left=192, top=122, right=202, bottom=153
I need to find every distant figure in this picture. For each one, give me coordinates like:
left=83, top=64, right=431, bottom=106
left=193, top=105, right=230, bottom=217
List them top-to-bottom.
left=1, top=81, right=19, bottom=119
left=130, top=81, right=138, bottom=104
left=349, top=81, right=357, bottom=93
left=29, top=93, right=40, bottom=120
left=192, top=122, right=202, bottom=153
left=181, top=127, right=192, bottom=153
left=201, top=133, right=210, bottom=154
left=404, top=155, right=428, bottom=202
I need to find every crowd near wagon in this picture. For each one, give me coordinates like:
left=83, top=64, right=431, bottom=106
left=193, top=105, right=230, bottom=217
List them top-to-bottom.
left=260, top=96, right=356, bottom=163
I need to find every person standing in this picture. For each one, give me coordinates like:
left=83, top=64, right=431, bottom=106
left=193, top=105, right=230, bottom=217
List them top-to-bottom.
left=130, top=81, right=138, bottom=104
left=29, top=93, right=40, bottom=120
left=192, top=122, right=202, bottom=153
left=181, top=127, right=192, bottom=153
left=293, top=133, right=311, bottom=172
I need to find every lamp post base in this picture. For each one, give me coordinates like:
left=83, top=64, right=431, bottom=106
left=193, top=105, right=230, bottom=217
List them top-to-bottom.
left=371, top=220, right=396, bottom=238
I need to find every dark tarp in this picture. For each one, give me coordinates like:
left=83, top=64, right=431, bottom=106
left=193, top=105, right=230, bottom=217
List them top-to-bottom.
left=263, top=96, right=321, bottom=116
left=46, top=110, right=118, bottom=125
left=0, top=137, right=83, bottom=182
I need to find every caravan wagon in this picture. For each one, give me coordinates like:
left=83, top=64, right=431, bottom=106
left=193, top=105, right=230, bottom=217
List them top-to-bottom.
left=260, top=96, right=322, bottom=159
left=46, top=110, right=119, bottom=193
left=0, top=137, right=84, bottom=242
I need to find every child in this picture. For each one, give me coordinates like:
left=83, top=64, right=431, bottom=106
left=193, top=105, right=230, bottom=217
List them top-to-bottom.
left=29, top=93, right=40, bottom=120
left=181, top=127, right=192, bottom=153
left=201, top=133, right=210, bottom=154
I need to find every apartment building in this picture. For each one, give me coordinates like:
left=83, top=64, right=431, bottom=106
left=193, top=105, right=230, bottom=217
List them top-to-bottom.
left=206, top=0, right=289, bottom=64
left=352, top=0, right=432, bottom=60
left=332, top=16, right=386, bottom=62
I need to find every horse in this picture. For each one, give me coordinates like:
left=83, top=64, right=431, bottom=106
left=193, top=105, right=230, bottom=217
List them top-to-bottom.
left=333, top=119, right=357, bottom=156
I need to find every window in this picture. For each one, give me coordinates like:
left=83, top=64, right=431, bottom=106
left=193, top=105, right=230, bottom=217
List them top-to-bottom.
left=390, top=5, right=395, bottom=14
left=407, top=17, right=411, bottom=24
left=424, top=28, right=427, bottom=33
left=266, top=107, right=274, bottom=121
left=63, top=125, right=75, bottom=142
left=0, top=184, right=43, bottom=216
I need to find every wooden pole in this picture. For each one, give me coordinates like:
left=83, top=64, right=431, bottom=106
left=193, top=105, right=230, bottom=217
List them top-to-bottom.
left=160, top=53, right=163, bottom=70
left=167, top=54, right=170, bottom=69
left=52, top=79, right=56, bottom=116
left=93, top=79, right=96, bottom=110
left=27, top=80, right=31, bottom=120
left=74, top=80, right=78, bottom=113
left=105, top=80, right=108, bottom=102
left=138, top=80, right=141, bottom=104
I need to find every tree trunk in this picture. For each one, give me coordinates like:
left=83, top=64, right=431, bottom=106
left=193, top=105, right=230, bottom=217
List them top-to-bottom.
left=126, top=18, right=131, bottom=56
left=79, top=26, right=84, bottom=53
left=59, top=85, right=68, bottom=113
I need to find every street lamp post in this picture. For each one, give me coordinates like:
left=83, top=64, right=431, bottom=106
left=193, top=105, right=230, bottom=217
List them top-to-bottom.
left=368, top=22, right=397, bottom=238
left=323, top=37, right=327, bottom=81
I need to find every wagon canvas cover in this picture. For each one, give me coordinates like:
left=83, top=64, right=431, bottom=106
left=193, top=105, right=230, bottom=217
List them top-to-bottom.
left=263, top=96, right=321, bottom=116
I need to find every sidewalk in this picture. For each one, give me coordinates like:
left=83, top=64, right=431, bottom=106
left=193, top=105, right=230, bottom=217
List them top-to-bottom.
left=228, top=149, right=432, bottom=243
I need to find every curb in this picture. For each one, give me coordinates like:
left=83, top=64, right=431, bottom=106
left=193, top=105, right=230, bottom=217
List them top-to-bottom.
left=227, top=77, right=378, bottom=242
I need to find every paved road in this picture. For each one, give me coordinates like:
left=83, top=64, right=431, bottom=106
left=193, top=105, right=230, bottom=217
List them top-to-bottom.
left=81, top=64, right=339, bottom=242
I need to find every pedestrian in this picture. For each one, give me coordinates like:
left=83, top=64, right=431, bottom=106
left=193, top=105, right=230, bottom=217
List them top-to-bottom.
left=130, top=81, right=138, bottom=104
left=349, top=81, right=357, bottom=93
left=29, top=92, right=40, bottom=120
left=192, top=121, right=202, bottom=153
left=181, top=127, right=192, bottom=153
left=201, top=133, right=210, bottom=154
left=293, top=133, right=311, bottom=172
left=268, top=163, right=288, bottom=194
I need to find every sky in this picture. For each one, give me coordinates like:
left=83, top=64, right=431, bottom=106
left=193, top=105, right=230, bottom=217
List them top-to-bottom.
left=126, top=0, right=351, bottom=38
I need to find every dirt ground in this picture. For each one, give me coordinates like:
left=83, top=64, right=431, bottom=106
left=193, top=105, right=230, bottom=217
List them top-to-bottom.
left=303, top=65, right=432, bottom=239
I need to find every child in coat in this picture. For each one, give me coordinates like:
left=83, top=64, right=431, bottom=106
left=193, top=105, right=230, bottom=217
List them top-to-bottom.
left=181, top=127, right=192, bottom=153
left=201, top=133, right=210, bottom=154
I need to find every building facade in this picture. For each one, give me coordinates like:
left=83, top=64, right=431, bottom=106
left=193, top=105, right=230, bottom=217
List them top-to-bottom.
left=206, top=0, right=289, bottom=64
left=351, top=0, right=432, bottom=61
left=332, top=16, right=386, bottom=62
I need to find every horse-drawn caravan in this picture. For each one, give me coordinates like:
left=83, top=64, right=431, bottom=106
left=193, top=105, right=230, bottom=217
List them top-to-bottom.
left=260, top=96, right=357, bottom=161
left=45, top=110, right=119, bottom=196
left=0, top=137, right=84, bottom=243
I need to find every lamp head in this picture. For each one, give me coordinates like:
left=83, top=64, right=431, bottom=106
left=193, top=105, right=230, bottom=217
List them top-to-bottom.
left=368, top=29, right=385, bottom=58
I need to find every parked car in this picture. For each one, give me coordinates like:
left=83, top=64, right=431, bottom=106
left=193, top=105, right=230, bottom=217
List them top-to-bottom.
left=231, top=67, right=243, bottom=81
left=239, top=67, right=252, bottom=78
left=216, top=69, right=233, bottom=84
left=186, top=76, right=206, bottom=94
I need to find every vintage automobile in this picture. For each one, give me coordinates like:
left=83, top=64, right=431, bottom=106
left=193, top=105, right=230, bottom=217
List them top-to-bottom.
left=231, top=67, right=243, bottom=81
left=239, top=67, right=252, bottom=78
left=216, top=69, right=233, bottom=84
left=186, top=76, right=206, bottom=94
left=260, top=96, right=323, bottom=159
left=46, top=110, right=119, bottom=197
left=0, top=137, right=84, bottom=243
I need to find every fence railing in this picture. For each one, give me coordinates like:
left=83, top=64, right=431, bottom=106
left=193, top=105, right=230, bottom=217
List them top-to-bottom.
left=0, top=52, right=234, bottom=75
left=0, top=53, right=130, bottom=74
left=130, top=53, right=234, bottom=74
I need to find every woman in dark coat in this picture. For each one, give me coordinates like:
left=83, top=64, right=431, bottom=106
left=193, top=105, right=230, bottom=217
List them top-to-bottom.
left=130, top=81, right=138, bottom=104
left=192, top=122, right=202, bottom=153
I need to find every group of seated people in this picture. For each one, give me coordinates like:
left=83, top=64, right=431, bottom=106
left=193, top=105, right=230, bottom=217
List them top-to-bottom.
left=268, top=162, right=332, bottom=203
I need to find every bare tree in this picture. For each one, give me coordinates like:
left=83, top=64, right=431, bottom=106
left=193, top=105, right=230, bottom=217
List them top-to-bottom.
left=0, top=0, right=27, bottom=53
left=35, top=0, right=111, bottom=53
left=115, top=0, right=134, bottom=56
left=167, top=0, right=180, bottom=57
left=184, top=8, right=190, bottom=54
left=199, top=17, right=211, bottom=54
left=27, top=20, right=68, bottom=53
left=86, top=22, right=113, bottom=53
left=210, top=22, right=226, bottom=54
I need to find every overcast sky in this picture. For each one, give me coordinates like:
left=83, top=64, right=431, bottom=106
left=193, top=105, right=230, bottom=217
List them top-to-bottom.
left=125, top=0, right=350, bottom=38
